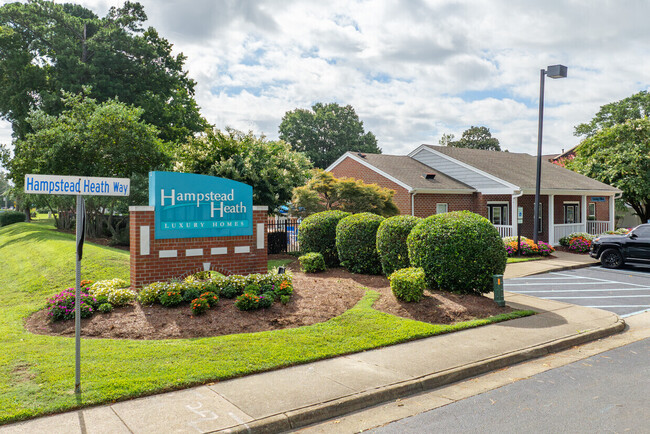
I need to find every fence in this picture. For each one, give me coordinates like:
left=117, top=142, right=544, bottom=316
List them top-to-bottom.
left=267, top=216, right=301, bottom=254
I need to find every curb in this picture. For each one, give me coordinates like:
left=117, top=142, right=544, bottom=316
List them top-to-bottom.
left=217, top=316, right=625, bottom=433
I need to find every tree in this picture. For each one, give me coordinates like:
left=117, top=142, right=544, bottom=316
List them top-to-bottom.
left=0, top=0, right=207, bottom=143
left=5, top=90, right=169, bottom=236
left=574, top=91, right=650, bottom=138
left=279, top=102, right=381, bottom=169
left=567, top=118, right=650, bottom=222
left=442, top=126, right=501, bottom=151
left=175, top=128, right=312, bottom=212
left=292, top=169, right=399, bottom=217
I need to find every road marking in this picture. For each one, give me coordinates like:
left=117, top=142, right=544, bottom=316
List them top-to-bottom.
left=505, top=281, right=628, bottom=286
left=508, top=287, right=650, bottom=293
left=541, top=295, right=650, bottom=299
left=621, top=308, right=650, bottom=318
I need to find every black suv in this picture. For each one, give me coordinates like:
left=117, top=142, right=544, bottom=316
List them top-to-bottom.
left=590, top=223, right=650, bottom=268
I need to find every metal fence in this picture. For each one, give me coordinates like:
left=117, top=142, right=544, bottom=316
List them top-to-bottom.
left=267, top=216, right=301, bottom=254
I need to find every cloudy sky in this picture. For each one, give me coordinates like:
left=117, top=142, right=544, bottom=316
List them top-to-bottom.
left=2, top=0, right=650, bottom=157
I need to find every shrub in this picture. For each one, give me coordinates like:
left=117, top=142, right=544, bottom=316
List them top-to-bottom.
left=298, top=210, right=351, bottom=266
left=0, top=211, right=26, bottom=227
left=407, top=211, right=506, bottom=294
left=336, top=212, right=384, bottom=274
left=376, top=215, right=421, bottom=275
left=602, top=228, right=631, bottom=235
left=559, top=232, right=594, bottom=246
left=503, top=237, right=554, bottom=257
left=299, top=252, right=326, bottom=273
left=388, top=267, right=426, bottom=302
left=80, top=279, right=94, bottom=287
left=89, top=279, right=134, bottom=306
left=275, top=279, right=293, bottom=298
left=138, top=282, right=169, bottom=304
left=244, top=283, right=261, bottom=295
left=220, top=284, right=240, bottom=299
left=182, top=285, right=202, bottom=303
left=107, top=287, right=137, bottom=306
left=159, top=288, right=183, bottom=307
left=46, top=289, right=95, bottom=321
left=200, top=291, right=219, bottom=307
left=235, top=292, right=260, bottom=311
left=258, top=292, right=274, bottom=309
left=92, top=294, right=109, bottom=307
left=280, top=295, right=291, bottom=305
left=190, top=297, right=210, bottom=315
left=98, top=303, right=113, bottom=313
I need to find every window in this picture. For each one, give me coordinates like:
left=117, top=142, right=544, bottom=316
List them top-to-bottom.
left=436, top=203, right=448, bottom=214
left=563, top=203, right=579, bottom=224
left=588, top=203, right=596, bottom=221
left=487, top=204, right=509, bottom=225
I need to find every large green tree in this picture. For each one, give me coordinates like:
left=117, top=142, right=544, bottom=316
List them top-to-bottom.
left=0, top=0, right=206, bottom=143
left=574, top=90, right=650, bottom=138
left=5, top=91, right=168, bottom=236
left=279, top=102, right=381, bottom=169
left=568, top=118, right=650, bottom=222
left=440, top=126, right=501, bottom=151
left=175, top=128, right=312, bottom=212
left=292, top=169, right=399, bottom=217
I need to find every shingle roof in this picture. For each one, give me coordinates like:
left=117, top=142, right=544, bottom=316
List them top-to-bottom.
left=422, top=145, right=619, bottom=192
left=352, top=153, right=475, bottom=191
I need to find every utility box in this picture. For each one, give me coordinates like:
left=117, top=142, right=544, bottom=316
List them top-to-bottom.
left=493, top=274, right=505, bottom=307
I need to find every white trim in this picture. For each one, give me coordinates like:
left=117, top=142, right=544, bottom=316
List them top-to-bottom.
left=412, top=146, right=520, bottom=192
left=326, top=152, right=413, bottom=191
left=410, top=188, right=475, bottom=194
left=523, top=189, right=620, bottom=196
left=548, top=194, right=555, bottom=245
left=581, top=195, right=587, bottom=225
left=511, top=196, right=518, bottom=237
left=609, top=196, right=615, bottom=230
left=487, top=201, right=509, bottom=205
left=563, top=201, right=580, bottom=204
left=436, top=203, right=448, bottom=214
left=129, top=206, right=154, bottom=212
left=253, top=206, right=268, bottom=211
left=256, top=223, right=265, bottom=249
left=139, top=226, right=150, bottom=256
left=235, top=246, right=250, bottom=254
left=211, top=247, right=227, bottom=255
left=186, top=249, right=203, bottom=257
left=159, top=250, right=177, bottom=258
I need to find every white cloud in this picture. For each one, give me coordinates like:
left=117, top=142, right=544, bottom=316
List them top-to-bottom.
left=2, top=0, right=650, bottom=162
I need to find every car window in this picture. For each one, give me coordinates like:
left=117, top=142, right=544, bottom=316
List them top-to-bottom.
left=631, top=226, right=650, bottom=238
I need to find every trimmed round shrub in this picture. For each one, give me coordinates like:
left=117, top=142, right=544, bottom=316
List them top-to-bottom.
left=298, top=210, right=351, bottom=266
left=407, top=211, right=507, bottom=294
left=336, top=213, right=384, bottom=274
left=376, top=215, right=422, bottom=276
left=299, top=252, right=327, bottom=273
left=388, top=267, right=426, bottom=302
left=220, top=284, right=240, bottom=299
left=182, top=285, right=202, bottom=303
left=258, top=292, right=274, bottom=308
left=98, top=303, right=113, bottom=313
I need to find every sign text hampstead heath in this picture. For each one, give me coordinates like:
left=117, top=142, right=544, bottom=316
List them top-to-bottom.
left=149, top=171, right=253, bottom=239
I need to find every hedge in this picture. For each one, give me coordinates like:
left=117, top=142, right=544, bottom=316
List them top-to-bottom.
left=298, top=210, right=350, bottom=266
left=0, top=211, right=26, bottom=227
left=336, top=212, right=384, bottom=274
left=376, top=215, right=421, bottom=275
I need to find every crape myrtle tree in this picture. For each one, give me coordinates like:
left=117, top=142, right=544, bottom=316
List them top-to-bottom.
left=0, top=0, right=207, bottom=143
left=4, top=91, right=168, bottom=239
left=279, top=102, right=381, bottom=169
left=440, top=126, right=501, bottom=151
left=174, top=128, right=312, bottom=213
left=292, top=169, right=400, bottom=217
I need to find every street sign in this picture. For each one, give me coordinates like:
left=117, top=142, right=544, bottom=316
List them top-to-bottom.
left=24, top=174, right=130, bottom=196
left=517, top=206, right=523, bottom=224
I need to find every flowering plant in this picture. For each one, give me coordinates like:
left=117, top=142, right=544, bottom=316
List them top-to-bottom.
left=503, top=237, right=554, bottom=257
left=568, top=237, right=591, bottom=253
left=46, top=288, right=95, bottom=321
left=159, top=289, right=183, bottom=307
left=200, top=291, right=219, bottom=307
left=235, top=292, right=260, bottom=311
left=190, top=297, right=210, bottom=315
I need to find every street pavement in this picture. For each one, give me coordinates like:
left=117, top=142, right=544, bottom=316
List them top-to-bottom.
left=0, top=252, right=625, bottom=434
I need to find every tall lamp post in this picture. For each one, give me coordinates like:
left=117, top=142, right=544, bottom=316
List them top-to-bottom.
left=533, top=64, right=567, bottom=245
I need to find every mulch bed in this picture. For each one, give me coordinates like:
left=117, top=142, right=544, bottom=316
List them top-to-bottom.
left=24, top=255, right=513, bottom=340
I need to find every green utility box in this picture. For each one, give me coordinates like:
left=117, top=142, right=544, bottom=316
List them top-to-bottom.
left=493, top=274, right=505, bottom=307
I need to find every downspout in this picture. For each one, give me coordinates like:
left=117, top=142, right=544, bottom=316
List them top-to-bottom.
left=411, top=190, right=416, bottom=216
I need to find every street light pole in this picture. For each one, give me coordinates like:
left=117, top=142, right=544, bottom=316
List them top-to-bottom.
left=533, top=64, right=567, bottom=245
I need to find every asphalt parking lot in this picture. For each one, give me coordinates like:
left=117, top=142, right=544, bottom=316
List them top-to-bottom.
left=505, top=264, right=650, bottom=317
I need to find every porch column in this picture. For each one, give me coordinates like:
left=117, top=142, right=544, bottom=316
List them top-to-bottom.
left=548, top=194, right=554, bottom=245
left=511, top=195, right=518, bottom=237
left=581, top=195, right=587, bottom=232
left=609, top=195, right=615, bottom=231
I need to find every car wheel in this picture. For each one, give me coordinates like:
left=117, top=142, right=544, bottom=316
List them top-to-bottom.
left=600, top=248, right=624, bottom=269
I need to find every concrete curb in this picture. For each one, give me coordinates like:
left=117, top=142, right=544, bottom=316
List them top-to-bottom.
left=217, top=317, right=625, bottom=433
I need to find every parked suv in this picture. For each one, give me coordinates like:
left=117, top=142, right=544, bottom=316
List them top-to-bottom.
left=590, top=223, right=650, bottom=268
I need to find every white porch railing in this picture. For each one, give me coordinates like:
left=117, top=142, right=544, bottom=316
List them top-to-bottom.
left=586, top=220, right=611, bottom=235
left=554, top=223, right=585, bottom=241
left=494, top=225, right=513, bottom=237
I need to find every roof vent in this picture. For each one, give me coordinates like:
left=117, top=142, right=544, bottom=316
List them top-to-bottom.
left=357, top=152, right=366, bottom=158
left=425, top=173, right=436, bottom=180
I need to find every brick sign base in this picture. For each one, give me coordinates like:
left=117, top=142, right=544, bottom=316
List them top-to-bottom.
left=129, top=206, right=268, bottom=288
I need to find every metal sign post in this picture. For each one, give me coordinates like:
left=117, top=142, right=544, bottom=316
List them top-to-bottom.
left=24, top=174, right=129, bottom=394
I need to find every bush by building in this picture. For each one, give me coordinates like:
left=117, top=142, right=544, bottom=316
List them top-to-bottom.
left=298, top=210, right=350, bottom=266
left=336, top=212, right=384, bottom=274
left=376, top=215, right=421, bottom=275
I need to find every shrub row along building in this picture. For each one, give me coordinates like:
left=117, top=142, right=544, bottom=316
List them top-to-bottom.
left=327, top=145, right=621, bottom=245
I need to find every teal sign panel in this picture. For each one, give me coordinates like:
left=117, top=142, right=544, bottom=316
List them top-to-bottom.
left=149, top=172, right=253, bottom=239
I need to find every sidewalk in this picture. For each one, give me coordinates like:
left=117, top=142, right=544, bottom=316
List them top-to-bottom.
left=1, top=253, right=621, bottom=434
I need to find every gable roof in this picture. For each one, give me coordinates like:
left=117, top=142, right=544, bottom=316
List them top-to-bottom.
left=419, top=145, right=619, bottom=193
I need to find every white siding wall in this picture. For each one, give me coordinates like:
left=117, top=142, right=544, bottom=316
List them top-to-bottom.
left=411, top=149, right=510, bottom=191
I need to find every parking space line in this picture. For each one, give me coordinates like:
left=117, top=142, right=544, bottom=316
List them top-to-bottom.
left=506, top=281, right=629, bottom=286
left=509, top=287, right=650, bottom=293
left=541, top=295, right=650, bottom=299
left=621, top=308, right=650, bottom=318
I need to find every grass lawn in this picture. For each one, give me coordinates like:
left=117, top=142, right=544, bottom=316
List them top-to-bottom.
left=0, top=221, right=533, bottom=425
left=507, top=256, right=546, bottom=263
